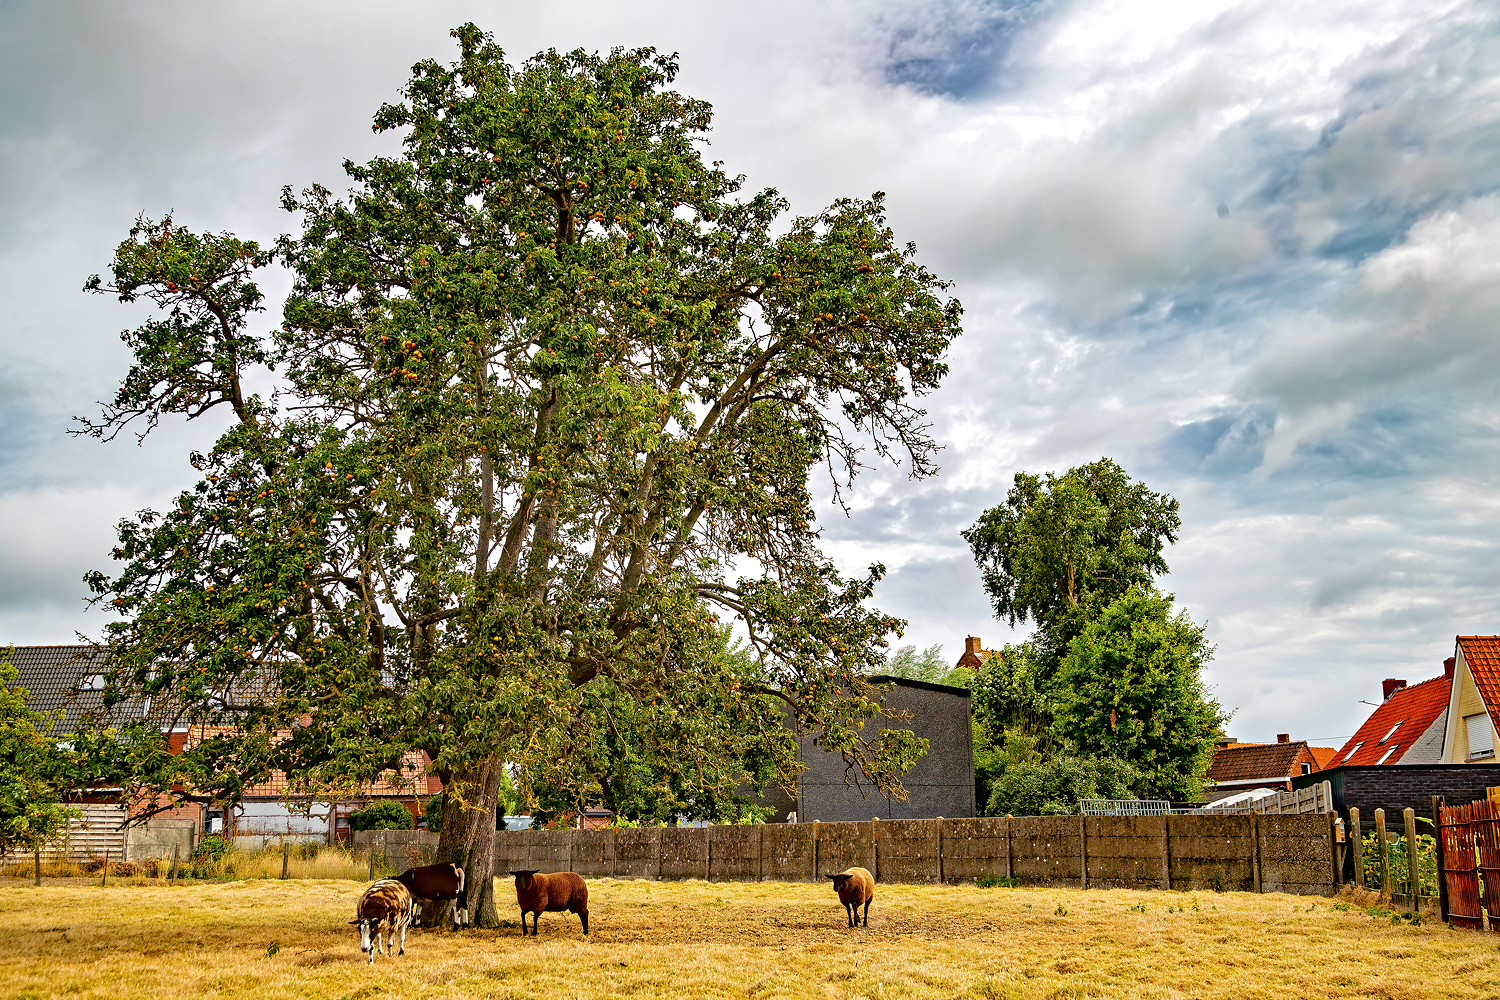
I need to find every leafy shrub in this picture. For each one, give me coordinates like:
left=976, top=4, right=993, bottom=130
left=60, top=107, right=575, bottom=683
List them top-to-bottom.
left=423, top=793, right=443, bottom=832
left=347, top=800, right=414, bottom=831
left=976, top=873, right=1018, bottom=888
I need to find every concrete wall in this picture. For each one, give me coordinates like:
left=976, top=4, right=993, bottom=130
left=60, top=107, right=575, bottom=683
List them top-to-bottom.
left=793, top=678, right=976, bottom=822
left=359, top=814, right=1337, bottom=896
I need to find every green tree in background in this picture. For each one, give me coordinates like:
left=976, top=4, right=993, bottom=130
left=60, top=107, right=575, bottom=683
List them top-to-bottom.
left=79, top=27, right=960, bottom=925
left=963, top=458, right=1180, bottom=664
left=1052, top=590, right=1224, bottom=801
left=878, top=642, right=970, bottom=686
left=981, top=728, right=1144, bottom=816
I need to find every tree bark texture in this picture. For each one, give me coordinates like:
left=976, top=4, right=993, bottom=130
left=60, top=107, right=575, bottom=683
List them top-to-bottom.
left=436, top=754, right=507, bottom=928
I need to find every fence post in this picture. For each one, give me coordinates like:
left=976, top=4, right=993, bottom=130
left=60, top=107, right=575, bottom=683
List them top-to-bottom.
left=1432, top=796, right=1448, bottom=922
left=1349, top=808, right=1362, bottom=887
left=1375, top=808, right=1390, bottom=903
left=1403, top=808, right=1419, bottom=907
left=1079, top=813, right=1088, bottom=889
left=1159, top=814, right=1171, bottom=891
left=1251, top=814, right=1262, bottom=893
left=870, top=817, right=879, bottom=882
left=936, top=818, right=945, bottom=884
left=811, top=821, right=820, bottom=881
left=703, top=825, right=710, bottom=882
left=282, top=841, right=290, bottom=880
left=170, top=843, right=179, bottom=881
left=33, top=847, right=41, bottom=886
left=101, top=848, right=109, bottom=888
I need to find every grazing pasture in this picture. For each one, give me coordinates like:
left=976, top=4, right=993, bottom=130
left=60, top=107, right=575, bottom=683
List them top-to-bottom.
left=2, top=877, right=1492, bottom=999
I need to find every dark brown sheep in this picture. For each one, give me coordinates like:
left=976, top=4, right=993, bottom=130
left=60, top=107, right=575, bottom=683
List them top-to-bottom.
left=829, top=866, right=874, bottom=927
left=510, top=870, right=589, bottom=936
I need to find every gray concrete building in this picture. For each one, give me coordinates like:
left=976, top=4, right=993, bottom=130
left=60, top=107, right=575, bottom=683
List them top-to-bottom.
left=764, top=675, right=975, bottom=822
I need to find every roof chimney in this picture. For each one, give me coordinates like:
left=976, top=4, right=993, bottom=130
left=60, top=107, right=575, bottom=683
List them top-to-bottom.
left=965, top=636, right=982, bottom=656
left=1444, top=657, right=1456, bottom=680
left=1382, top=678, right=1406, bottom=700
left=1276, top=733, right=1289, bottom=743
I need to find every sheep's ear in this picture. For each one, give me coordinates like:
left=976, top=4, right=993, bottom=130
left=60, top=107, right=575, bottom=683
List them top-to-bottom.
left=348, top=919, right=361, bottom=925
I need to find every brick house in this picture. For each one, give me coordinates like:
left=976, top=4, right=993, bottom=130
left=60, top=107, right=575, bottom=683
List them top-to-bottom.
left=1439, top=635, right=1500, bottom=763
left=5, top=644, right=441, bottom=854
left=1331, top=660, right=1453, bottom=767
left=1205, top=735, right=1336, bottom=802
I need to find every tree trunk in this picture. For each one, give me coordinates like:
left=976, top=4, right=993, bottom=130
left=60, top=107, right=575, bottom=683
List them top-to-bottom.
left=436, top=754, right=506, bottom=929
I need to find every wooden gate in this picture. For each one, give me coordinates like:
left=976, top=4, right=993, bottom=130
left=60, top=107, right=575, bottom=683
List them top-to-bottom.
left=1437, top=801, right=1500, bottom=930
left=1476, top=801, right=1500, bottom=928
left=1439, top=802, right=1482, bottom=929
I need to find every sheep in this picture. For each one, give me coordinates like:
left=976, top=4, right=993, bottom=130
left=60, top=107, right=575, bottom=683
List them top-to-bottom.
left=395, top=863, right=468, bottom=929
left=828, top=866, right=874, bottom=927
left=509, top=869, right=589, bottom=936
left=350, top=878, right=413, bottom=963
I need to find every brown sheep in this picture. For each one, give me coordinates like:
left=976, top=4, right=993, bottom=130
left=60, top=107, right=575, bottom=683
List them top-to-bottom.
left=829, top=866, right=874, bottom=927
left=510, top=870, right=589, bottom=936
left=349, top=878, right=413, bottom=963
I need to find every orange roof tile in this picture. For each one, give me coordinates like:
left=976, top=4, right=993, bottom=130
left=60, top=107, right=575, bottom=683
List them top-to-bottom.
left=1458, top=636, right=1500, bottom=728
left=1333, top=673, right=1451, bottom=766
left=1308, top=745, right=1340, bottom=770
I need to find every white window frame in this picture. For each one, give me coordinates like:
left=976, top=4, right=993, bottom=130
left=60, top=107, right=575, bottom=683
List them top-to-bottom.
left=1379, top=721, right=1401, bottom=744
left=1343, top=742, right=1363, bottom=762
left=1376, top=746, right=1399, bottom=765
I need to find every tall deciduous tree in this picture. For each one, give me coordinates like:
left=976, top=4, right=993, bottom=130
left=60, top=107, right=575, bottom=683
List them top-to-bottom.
left=80, top=28, right=960, bottom=924
left=962, top=458, right=1180, bottom=659
left=1052, top=591, right=1224, bottom=801
left=0, top=650, right=78, bottom=854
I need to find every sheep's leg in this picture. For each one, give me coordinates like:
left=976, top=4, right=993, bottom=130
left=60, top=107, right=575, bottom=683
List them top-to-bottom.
left=861, top=900, right=870, bottom=927
left=845, top=902, right=854, bottom=927
left=579, top=909, right=589, bottom=935
left=398, top=921, right=407, bottom=956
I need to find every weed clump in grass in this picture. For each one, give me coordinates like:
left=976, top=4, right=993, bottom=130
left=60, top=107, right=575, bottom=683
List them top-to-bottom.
left=976, top=874, right=1018, bottom=888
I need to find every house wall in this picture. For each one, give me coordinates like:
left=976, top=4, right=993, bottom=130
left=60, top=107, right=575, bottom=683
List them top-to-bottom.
left=1443, top=649, right=1498, bottom=762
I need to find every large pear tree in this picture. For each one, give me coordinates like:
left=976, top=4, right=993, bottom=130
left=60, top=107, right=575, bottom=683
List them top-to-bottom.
left=80, top=26, right=961, bottom=924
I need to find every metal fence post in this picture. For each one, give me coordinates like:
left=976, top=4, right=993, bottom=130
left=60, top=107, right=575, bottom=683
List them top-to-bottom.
left=282, top=841, right=290, bottom=880
left=33, top=847, right=41, bottom=886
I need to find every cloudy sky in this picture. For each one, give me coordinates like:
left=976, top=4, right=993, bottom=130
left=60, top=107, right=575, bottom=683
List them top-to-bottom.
left=3, top=0, right=1499, bottom=748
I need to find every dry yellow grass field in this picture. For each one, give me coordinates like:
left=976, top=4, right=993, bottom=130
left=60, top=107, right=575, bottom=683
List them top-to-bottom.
left=5, top=876, right=1497, bottom=1000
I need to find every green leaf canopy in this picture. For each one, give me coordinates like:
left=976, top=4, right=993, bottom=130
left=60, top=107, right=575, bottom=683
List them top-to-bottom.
left=80, top=27, right=961, bottom=924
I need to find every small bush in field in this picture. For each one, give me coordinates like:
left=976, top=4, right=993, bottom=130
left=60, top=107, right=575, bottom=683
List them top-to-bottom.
left=976, top=873, right=1018, bottom=888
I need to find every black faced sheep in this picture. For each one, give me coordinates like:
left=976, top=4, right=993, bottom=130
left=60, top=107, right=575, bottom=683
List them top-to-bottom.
left=829, top=866, right=874, bottom=927
left=510, top=870, right=589, bottom=936
left=350, top=878, right=413, bottom=963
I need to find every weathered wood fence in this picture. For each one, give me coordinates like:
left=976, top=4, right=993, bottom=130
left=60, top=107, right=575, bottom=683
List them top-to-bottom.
left=357, top=813, right=1337, bottom=895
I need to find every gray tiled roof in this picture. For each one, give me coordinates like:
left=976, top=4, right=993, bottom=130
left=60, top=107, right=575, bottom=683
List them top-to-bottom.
left=4, top=644, right=152, bottom=735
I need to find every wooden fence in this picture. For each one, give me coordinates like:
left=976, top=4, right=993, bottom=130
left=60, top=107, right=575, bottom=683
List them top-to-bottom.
left=1198, top=781, right=1333, bottom=816
left=1438, top=798, right=1500, bottom=930
left=357, top=813, right=1338, bottom=896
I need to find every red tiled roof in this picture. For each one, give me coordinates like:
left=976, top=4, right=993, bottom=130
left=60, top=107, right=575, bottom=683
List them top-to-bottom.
left=1458, top=636, right=1500, bottom=726
left=1333, top=673, right=1451, bottom=766
left=1207, top=742, right=1316, bottom=782
left=1308, top=745, right=1340, bottom=770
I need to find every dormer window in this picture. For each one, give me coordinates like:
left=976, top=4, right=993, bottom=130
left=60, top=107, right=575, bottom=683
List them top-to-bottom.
left=84, top=674, right=106, bottom=691
left=1379, top=722, right=1401, bottom=744
left=1300, top=763, right=1311, bottom=775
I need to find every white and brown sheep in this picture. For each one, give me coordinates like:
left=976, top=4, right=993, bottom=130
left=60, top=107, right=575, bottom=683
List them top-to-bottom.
left=829, top=866, right=874, bottom=927
left=509, top=869, right=589, bottom=936
left=350, top=878, right=413, bottom=963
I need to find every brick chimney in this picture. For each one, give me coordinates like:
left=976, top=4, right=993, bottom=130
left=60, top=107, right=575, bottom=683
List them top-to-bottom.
left=965, top=636, right=982, bottom=657
left=1444, top=657, right=1456, bottom=680
left=1382, top=678, right=1406, bottom=700
left=1277, top=733, right=1289, bottom=743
